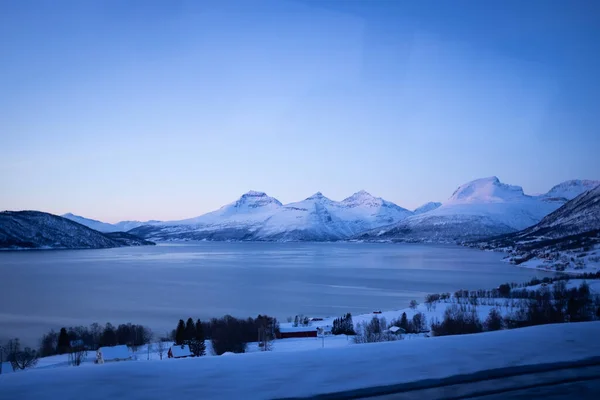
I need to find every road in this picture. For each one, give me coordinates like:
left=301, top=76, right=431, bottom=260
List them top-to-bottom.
left=283, top=357, right=600, bottom=400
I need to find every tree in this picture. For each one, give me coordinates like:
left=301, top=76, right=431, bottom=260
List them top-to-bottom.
left=409, top=300, right=419, bottom=310
left=484, top=308, right=504, bottom=331
left=399, top=312, right=408, bottom=332
left=410, top=312, right=427, bottom=333
left=293, top=315, right=299, bottom=327
left=185, top=318, right=196, bottom=342
left=175, top=319, right=186, bottom=345
left=189, top=319, right=206, bottom=357
left=101, top=323, right=117, bottom=347
left=57, top=328, right=70, bottom=354
left=40, top=330, right=58, bottom=357
left=7, top=339, right=38, bottom=371
left=156, top=341, right=166, bottom=360
left=68, top=343, right=87, bottom=366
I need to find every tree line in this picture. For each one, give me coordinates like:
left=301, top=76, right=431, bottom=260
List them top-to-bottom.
left=430, top=281, right=600, bottom=336
left=171, top=314, right=279, bottom=355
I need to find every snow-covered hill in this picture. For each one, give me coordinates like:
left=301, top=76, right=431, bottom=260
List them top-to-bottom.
left=359, top=177, right=565, bottom=243
left=538, top=179, right=600, bottom=202
left=473, top=185, right=600, bottom=272
left=130, top=190, right=413, bottom=242
left=413, top=202, right=441, bottom=215
left=0, top=211, right=154, bottom=250
left=62, top=213, right=158, bottom=233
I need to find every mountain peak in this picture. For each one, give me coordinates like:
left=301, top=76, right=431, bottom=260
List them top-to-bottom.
left=448, top=176, right=525, bottom=204
left=542, top=180, right=600, bottom=201
left=241, top=190, right=268, bottom=197
left=232, top=191, right=282, bottom=209
left=306, top=192, right=326, bottom=200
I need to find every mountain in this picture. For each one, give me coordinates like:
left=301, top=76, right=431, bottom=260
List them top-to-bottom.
left=357, top=177, right=564, bottom=243
left=538, top=179, right=600, bottom=202
left=472, top=185, right=600, bottom=272
left=130, top=190, right=413, bottom=242
left=130, top=191, right=284, bottom=241
left=413, top=202, right=441, bottom=215
left=0, top=211, right=154, bottom=250
left=62, top=213, right=156, bottom=233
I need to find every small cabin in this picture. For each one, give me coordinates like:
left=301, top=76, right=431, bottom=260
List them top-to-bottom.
left=388, top=326, right=406, bottom=335
left=168, top=344, right=193, bottom=359
left=97, top=345, right=132, bottom=362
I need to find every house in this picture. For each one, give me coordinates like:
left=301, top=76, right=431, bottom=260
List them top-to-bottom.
left=277, top=326, right=318, bottom=339
left=388, top=326, right=405, bottom=335
left=168, top=344, right=193, bottom=359
left=97, top=345, right=132, bottom=362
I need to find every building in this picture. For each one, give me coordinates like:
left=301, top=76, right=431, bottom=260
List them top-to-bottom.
left=277, top=326, right=318, bottom=339
left=388, top=326, right=406, bottom=335
left=168, top=344, right=193, bottom=359
left=97, top=345, right=132, bottom=362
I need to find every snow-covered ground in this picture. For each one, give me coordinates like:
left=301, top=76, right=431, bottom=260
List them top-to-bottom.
left=2, top=322, right=599, bottom=400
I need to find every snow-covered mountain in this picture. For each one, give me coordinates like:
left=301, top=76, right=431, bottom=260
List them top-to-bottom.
left=358, top=177, right=565, bottom=243
left=538, top=179, right=600, bottom=202
left=473, top=185, right=600, bottom=272
left=130, top=190, right=413, bottom=242
left=413, top=202, right=441, bottom=215
left=0, top=211, right=154, bottom=250
left=62, top=213, right=160, bottom=233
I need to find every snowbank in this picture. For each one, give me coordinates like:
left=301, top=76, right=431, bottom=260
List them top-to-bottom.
left=1, top=322, right=599, bottom=399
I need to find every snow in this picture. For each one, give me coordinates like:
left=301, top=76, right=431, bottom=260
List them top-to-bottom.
left=540, top=179, right=600, bottom=201
left=413, top=202, right=441, bottom=215
left=1, top=322, right=599, bottom=399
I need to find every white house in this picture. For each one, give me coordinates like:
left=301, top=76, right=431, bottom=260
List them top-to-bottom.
left=388, top=326, right=405, bottom=335
left=168, top=344, right=193, bottom=359
left=97, top=345, right=132, bottom=362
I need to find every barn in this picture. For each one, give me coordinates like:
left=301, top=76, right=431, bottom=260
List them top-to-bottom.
left=277, top=326, right=318, bottom=339
left=168, top=344, right=193, bottom=359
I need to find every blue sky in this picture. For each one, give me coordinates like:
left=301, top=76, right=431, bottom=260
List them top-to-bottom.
left=1, top=0, right=599, bottom=222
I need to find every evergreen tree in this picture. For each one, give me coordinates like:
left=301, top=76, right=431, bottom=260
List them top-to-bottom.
left=399, top=312, right=408, bottom=331
left=344, top=313, right=355, bottom=335
left=293, top=315, right=299, bottom=327
left=185, top=318, right=196, bottom=342
left=175, top=319, right=186, bottom=345
left=191, top=319, right=206, bottom=356
left=101, top=323, right=117, bottom=347
left=57, top=327, right=70, bottom=354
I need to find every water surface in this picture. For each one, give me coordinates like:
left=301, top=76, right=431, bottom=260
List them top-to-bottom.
left=0, top=242, right=551, bottom=344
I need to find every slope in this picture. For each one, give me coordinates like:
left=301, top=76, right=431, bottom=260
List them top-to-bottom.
left=472, top=186, right=600, bottom=271
left=0, top=211, right=153, bottom=250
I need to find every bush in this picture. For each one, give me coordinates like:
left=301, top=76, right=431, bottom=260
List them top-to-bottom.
left=431, top=305, right=483, bottom=336
left=483, top=308, right=504, bottom=331
left=354, top=317, right=400, bottom=344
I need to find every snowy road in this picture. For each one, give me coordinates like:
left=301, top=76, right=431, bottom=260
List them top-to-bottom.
left=284, top=358, right=600, bottom=399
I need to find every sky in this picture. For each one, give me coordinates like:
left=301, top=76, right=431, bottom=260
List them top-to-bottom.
left=1, top=0, right=599, bottom=222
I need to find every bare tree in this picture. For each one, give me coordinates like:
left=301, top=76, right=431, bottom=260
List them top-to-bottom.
left=409, top=300, right=419, bottom=310
left=6, top=339, right=38, bottom=371
left=156, top=341, right=166, bottom=360
left=68, top=343, right=87, bottom=367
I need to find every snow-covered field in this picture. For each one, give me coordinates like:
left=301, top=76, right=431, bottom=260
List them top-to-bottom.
left=1, top=322, right=599, bottom=400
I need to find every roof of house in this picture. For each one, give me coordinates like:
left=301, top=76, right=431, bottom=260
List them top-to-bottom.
left=279, top=326, right=317, bottom=333
left=388, top=326, right=405, bottom=333
left=170, top=344, right=192, bottom=357
left=98, top=345, right=131, bottom=360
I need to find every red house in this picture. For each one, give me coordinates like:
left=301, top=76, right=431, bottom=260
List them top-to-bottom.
left=277, top=326, right=318, bottom=339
